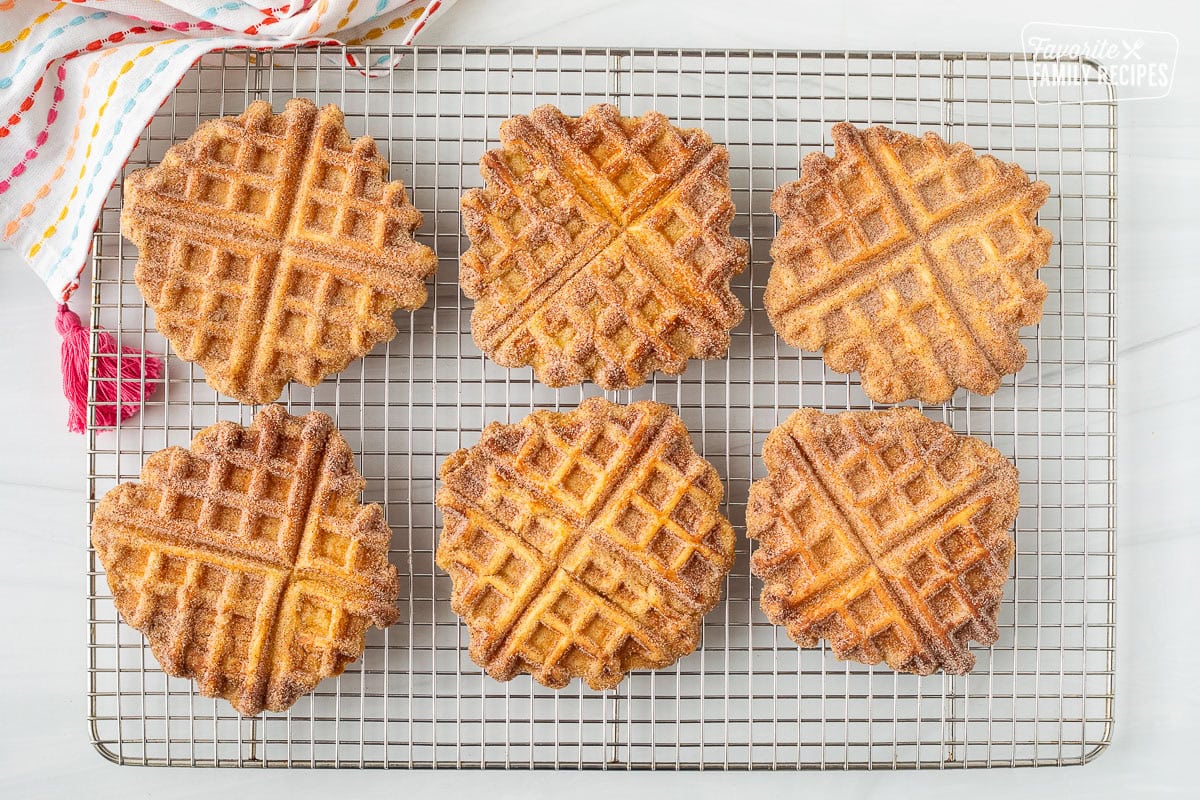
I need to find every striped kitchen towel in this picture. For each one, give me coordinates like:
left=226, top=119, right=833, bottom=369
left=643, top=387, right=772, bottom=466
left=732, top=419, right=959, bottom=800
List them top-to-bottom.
left=0, top=0, right=455, bottom=301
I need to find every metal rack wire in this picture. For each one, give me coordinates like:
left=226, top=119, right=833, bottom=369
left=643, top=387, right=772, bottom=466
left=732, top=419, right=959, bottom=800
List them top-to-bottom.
left=86, top=46, right=1116, bottom=769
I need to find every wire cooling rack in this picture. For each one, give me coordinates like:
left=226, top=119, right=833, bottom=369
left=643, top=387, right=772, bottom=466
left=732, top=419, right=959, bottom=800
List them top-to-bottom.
left=86, top=47, right=1116, bottom=769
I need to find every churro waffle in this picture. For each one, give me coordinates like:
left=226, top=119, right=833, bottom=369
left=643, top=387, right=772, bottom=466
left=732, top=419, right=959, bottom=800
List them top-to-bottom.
left=123, top=98, right=437, bottom=405
left=460, top=104, right=748, bottom=389
left=767, top=123, right=1051, bottom=404
left=435, top=398, right=736, bottom=689
left=91, top=405, right=399, bottom=716
left=746, top=408, right=1019, bottom=674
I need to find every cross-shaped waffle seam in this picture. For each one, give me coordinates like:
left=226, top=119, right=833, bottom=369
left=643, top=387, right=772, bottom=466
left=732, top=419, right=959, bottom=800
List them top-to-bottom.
left=125, top=98, right=436, bottom=403
left=460, top=105, right=747, bottom=388
left=767, top=123, right=1050, bottom=403
left=436, top=400, right=735, bottom=688
left=441, top=405, right=676, bottom=615
left=92, top=406, right=398, bottom=715
left=749, top=409, right=1018, bottom=674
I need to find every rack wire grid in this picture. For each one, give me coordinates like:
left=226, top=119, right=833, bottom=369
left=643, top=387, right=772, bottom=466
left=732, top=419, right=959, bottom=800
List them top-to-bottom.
left=86, top=46, right=1117, bottom=770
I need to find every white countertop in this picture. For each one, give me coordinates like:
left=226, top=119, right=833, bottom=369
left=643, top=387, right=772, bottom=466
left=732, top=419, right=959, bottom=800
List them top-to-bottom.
left=1, top=0, right=1195, bottom=796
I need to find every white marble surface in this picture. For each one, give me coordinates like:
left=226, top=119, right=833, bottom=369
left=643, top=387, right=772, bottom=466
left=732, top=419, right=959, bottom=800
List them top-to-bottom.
left=0, top=0, right=1195, bottom=796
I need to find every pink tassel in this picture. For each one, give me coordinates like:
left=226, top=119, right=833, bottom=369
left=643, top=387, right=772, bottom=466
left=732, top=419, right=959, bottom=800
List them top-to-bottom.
left=56, top=304, right=162, bottom=434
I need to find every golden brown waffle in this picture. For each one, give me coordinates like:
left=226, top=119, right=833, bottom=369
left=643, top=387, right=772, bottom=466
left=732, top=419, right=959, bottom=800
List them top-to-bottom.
left=123, top=98, right=437, bottom=405
left=460, top=104, right=748, bottom=390
left=767, top=123, right=1051, bottom=404
left=435, top=398, right=736, bottom=689
left=91, top=405, right=398, bottom=716
left=746, top=408, right=1018, bottom=675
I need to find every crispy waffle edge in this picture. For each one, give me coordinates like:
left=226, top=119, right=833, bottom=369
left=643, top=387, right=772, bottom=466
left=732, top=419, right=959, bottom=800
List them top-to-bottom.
left=123, top=98, right=438, bottom=405
left=458, top=103, right=748, bottom=391
left=766, top=122, right=1052, bottom=404
left=434, top=397, right=736, bottom=690
left=91, top=405, right=399, bottom=716
left=745, top=407, right=1019, bottom=675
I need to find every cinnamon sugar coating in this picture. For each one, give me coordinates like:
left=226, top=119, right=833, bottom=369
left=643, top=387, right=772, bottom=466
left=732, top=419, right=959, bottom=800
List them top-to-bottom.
left=124, top=98, right=437, bottom=404
left=460, top=104, right=748, bottom=389
left=767, top=123, right=1051, bottom=404
left=435, top=398, right=735, bottom=689
left=92, top=405, right=398, bottom=715
left=746, top=408, right=1019, bottom=675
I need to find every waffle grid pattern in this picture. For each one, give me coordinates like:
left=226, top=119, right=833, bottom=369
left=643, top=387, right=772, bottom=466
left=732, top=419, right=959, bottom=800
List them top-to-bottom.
left=123, top=98, right=437, bottom=404
left=461, top=104, right=748, bottom=389
left=767, top=123, right=1051, bottom=404
left=436, top=399, right=735, bottom=690
left=91, top=406, right=399, bottom=716
left=746, top=408, right=1019, bottom=677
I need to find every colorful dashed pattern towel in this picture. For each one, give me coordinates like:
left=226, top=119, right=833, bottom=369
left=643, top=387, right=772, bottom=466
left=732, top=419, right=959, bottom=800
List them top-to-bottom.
left=0, top=0, right=454, bottom=301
